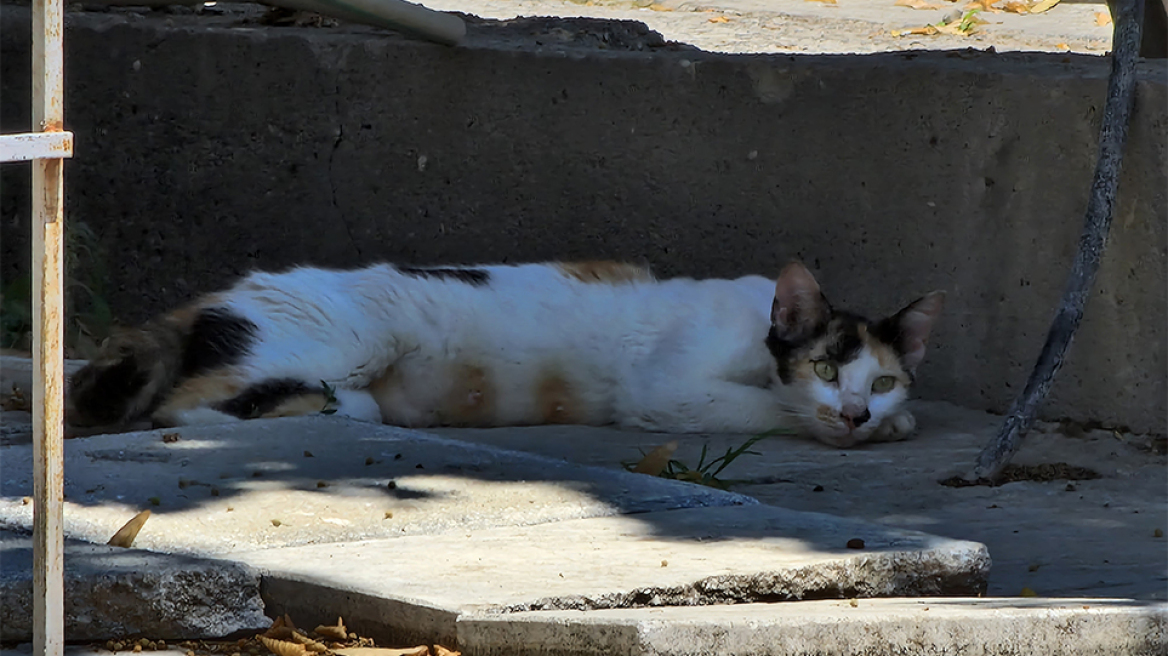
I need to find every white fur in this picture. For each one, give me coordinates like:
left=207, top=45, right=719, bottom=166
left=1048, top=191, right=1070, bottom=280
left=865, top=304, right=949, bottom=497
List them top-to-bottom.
left=170, top=263, right=921, bottom=445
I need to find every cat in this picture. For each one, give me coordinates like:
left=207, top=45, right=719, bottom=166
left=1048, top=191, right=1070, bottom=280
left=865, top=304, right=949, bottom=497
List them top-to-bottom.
left=67, top=260, right=944, bottom=448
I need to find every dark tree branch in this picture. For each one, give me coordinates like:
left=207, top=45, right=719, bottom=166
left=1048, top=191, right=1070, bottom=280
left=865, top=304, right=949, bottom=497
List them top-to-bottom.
left=966, top=0, right=1146, bottom=483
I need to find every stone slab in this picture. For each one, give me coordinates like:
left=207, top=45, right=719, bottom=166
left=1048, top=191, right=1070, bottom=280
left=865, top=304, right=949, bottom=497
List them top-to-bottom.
left=436, top=399, right=1168, bottom=601
left=0, top=416, right=755, bottom=556
left=243, top=504, right=989, bottom=646
left=0, top=529, right=267, bottom=642
left=457, top=598, right=1168, bottom=656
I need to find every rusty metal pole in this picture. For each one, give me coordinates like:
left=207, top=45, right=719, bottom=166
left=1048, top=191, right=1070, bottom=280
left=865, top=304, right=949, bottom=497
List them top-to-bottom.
left=32, top=0, right=68, bottom=651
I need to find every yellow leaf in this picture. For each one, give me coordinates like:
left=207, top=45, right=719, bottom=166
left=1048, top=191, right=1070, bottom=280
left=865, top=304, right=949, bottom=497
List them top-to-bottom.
left=806, top=0, right=838, bottom=4
left=896, top=0, right=946, bottom=9
left=964, top=0, right=1000, bottom=11
left=1001, top=0, right=1029, bottom=12
left=1028, top=0, right=1059, bottom=12
left=649, top=2, right=673, bottom=9
left=1094, top=10, right=1111, bottom=25
left=707, top=15, right=730, bottom=22
left=892, top=24, right=940, bottom=36
left=1055, top=42, right=1070, bottom=50
left=631, top=441, right=678, bottom=475
left=107, top=510, right=151, bottom=548
left=1020, top=587, right=1038, bottom=597
left=314, top=618, right=347, bottom=641
left=259, top=637, right=308, bottom=656
left=336, top=644, right=432, bottom=648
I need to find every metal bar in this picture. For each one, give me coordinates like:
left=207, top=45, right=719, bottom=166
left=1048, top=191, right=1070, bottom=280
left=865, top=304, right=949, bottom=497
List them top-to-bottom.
left=31, top=0, right=67, bottom=650
left=0, top=132, right=74, bottom=163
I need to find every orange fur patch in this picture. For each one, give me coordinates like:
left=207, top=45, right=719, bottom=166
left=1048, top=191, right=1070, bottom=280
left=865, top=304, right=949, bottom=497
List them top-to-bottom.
left=556, top=261, right=653, bottom=285
left=861, top=330, right=908, bottom=379
left=440, top=364, right=496, bottom=426
left=157, top=371, right=244, bottom=415
left=535, top=371, right=578, bottom=424
left=263, top=394, right=329, bottom=419
left=816, top=404, right=837, bottom=424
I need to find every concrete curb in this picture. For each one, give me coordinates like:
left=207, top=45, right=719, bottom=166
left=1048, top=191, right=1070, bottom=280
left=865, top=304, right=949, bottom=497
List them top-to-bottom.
left=456, top=598, right=1168, bottom=656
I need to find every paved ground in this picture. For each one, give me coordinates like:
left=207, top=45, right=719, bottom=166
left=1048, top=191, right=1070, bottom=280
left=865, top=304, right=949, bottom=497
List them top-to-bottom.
left=424, top=0, right=1115, bottom=54
left=2, top=350, right=1165, bottom=653
left=435, top=400, right=1168, bottom=602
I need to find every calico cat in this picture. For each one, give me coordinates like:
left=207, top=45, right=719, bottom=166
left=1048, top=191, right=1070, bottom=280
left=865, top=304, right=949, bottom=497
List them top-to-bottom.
left=68, top=261, right=944, bottom=447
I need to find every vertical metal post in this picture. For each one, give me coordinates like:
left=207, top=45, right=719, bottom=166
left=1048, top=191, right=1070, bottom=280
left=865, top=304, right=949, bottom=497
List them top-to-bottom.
left=31, top=0, right=67, bottom=651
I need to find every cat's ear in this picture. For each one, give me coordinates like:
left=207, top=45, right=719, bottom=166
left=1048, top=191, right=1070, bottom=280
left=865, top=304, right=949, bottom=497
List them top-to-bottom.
left=771, top=262, right=831, bottom=342
left=878, top=291, right=946, bottom=373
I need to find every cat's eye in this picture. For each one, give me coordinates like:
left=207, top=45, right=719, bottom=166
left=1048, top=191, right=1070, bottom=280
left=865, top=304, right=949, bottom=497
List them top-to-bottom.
left=813, top=361, right=838, bottom=382
left=871, top=376, right=897, bottom=394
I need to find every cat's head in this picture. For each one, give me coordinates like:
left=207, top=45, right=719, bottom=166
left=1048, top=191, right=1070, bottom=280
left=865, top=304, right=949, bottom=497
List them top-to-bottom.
left=766, top=262, right=945, bottom=448
left=67, top=325, right=177, bottom=427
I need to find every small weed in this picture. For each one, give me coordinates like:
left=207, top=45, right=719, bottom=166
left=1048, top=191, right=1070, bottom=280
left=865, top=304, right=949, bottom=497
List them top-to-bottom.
left=1, top=221, right=115, bottom=357
left=320, top=381, right=338, bottom=415
left=623, top=429, right=786, bottom=489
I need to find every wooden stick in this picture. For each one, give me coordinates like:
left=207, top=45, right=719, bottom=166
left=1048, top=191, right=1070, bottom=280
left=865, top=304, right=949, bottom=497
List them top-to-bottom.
left=32, top=0, right=68, bottom=650
left=966, top=0, right=1145, bottom=483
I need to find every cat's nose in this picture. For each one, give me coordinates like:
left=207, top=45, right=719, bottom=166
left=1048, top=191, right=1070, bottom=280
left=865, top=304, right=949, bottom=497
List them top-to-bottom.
left=842, top=408, right=871, bottom=429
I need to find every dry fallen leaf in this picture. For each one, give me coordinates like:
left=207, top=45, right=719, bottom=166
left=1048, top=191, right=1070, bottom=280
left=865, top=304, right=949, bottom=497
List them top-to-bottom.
left=806, top=0, right=838, bottom=4
left=896, top=0, right=945, bottom=9
left=964, top=0, right=1000, bottom=11
left=1001, top=0, right=1029, bottom=12
left=1028, top=0, right=1059, bottom=12
left=648, top=3, right=672, bottom=10
left=1095, top=10, right=1111, bottom=25
left=707, top=15, right=730, bottom=22
left=891, top=25, right=939, bottom=36
left=1055, top=42, right=1070, bottom=49
left=2, top=386, right=30, bottom=411
left=631, top=441, right=678, bottom=475
left=107, top=510, right=151, bottom=548
left=1020, top=587, right=1039, bottom=597
left=314, top=618, right=348, bottom=641
left=264, top=627, right=297, bottom=641
left=259, top=637, right=308, bottom=656
left=433, top=647, right=461, bottom=656
left=335, top=648, right=429, bottom=656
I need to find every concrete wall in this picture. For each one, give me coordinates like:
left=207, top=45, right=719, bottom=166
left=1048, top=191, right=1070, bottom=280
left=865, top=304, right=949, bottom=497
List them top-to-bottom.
left=2, top=7, right=1165, bottom=433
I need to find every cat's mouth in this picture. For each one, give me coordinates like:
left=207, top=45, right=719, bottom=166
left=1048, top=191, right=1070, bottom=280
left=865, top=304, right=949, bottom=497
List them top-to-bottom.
left=811, top=421, right=874, bottom=448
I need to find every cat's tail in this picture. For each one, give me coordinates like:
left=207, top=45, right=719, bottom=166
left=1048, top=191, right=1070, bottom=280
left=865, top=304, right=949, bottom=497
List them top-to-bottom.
left=66, top=311, right=191, bottom=428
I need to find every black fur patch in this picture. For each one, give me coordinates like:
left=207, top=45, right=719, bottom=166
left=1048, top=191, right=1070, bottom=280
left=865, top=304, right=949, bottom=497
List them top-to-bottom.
left=398, top=266, right=490, bottom=286
left=181, top=308, right=258, bottom=377
left=871, top=309, right=909, bottom=356
left=765, top=313, right=869, bottom=385
left=823, top=313, right=866, bottom=364
left=69, top=357, right=149, bottom=426
left=214, top=378, right=316, bottom=419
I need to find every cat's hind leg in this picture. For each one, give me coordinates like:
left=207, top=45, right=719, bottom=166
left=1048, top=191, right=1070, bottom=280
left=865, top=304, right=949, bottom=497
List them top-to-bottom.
left=154, top=375, right=381, bottom=426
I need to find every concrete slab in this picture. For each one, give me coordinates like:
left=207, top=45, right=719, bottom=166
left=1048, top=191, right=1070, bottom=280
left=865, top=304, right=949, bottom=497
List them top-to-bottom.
left=434, top=400, right=1168, bottom=601
left=0, top=416, right=755, bottom=555
left=245, top=504, right=988, bottom=646
left=0, top=529, right=267, bottom=642
left=457, top=598, right=1168, bottom=656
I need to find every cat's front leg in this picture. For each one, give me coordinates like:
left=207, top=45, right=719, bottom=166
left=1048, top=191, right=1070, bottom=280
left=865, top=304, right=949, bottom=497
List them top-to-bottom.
left=619, top=380, right=788, bottom=434
left=868, top=408, right=917, bottom=442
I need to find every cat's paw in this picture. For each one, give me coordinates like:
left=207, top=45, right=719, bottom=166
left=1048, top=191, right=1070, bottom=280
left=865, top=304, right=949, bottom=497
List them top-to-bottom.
left=870, top=410, right=917, bottom=442
left=619, top=414, right=669, bottom=433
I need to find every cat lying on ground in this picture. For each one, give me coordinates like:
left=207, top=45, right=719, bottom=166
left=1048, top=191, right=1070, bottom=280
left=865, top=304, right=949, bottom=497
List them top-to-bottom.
left=68, top=261, right=944, bottom=448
